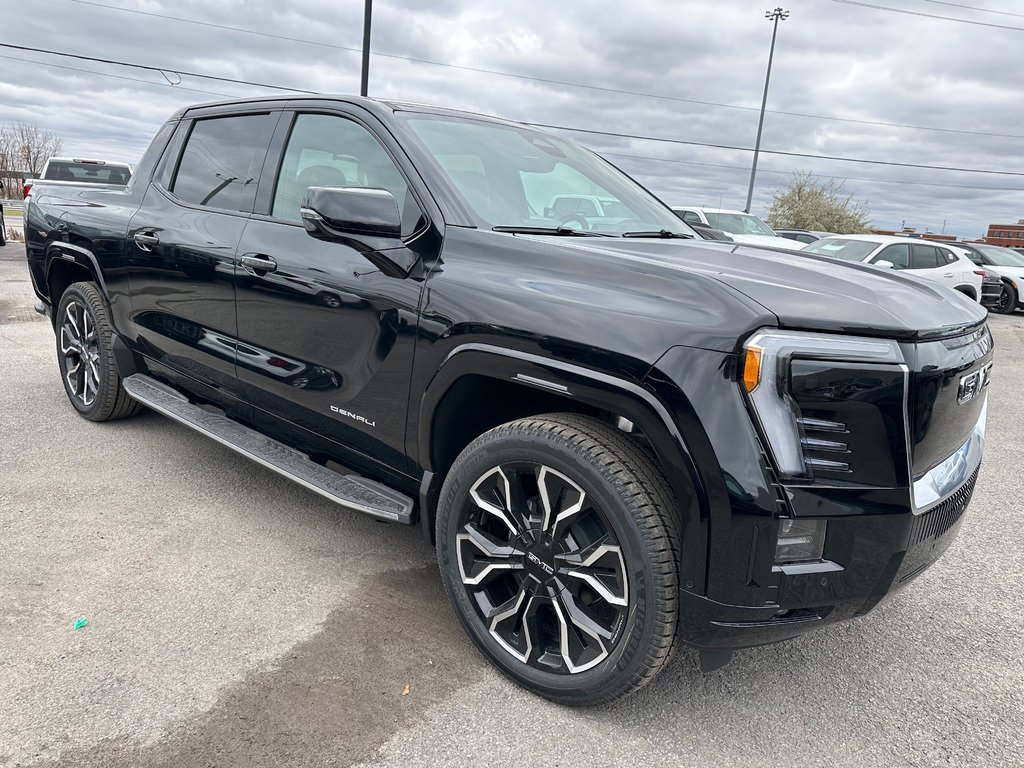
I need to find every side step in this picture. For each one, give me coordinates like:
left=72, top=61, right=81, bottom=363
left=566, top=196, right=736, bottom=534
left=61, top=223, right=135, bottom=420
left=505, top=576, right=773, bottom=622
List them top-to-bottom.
left=122, top=374, right=414, bottom=524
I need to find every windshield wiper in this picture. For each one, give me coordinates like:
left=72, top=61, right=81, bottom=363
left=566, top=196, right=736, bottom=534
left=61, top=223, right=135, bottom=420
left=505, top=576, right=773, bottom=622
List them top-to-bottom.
left=492, top=226, right=612, bottom=237
left=620, top=229, right=695, bottom=239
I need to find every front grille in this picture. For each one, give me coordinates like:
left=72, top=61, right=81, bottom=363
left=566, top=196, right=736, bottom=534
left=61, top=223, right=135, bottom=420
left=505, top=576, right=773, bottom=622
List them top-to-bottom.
left=909, top=466, right=980, bottom=547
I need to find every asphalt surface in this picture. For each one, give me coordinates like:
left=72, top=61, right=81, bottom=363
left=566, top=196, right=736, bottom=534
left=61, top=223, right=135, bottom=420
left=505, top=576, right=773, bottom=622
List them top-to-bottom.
left=1, top=241, right=1023, bottom=767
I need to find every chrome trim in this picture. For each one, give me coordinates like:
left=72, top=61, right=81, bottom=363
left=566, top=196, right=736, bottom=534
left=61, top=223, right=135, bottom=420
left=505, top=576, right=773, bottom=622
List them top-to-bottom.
left=512, top=373, right=569, bottom=393
left=912, top=397, right=987, bottom=513
left=797, top=416, right=847, bottom=433
left=772, top=559, right=844, bottom=576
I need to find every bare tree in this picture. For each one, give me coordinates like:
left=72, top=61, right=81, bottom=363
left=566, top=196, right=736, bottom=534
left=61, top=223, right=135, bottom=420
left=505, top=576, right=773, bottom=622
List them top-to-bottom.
left=7, top=121, right=64, bottom=178
left=764, top=171, right=871, bottom=234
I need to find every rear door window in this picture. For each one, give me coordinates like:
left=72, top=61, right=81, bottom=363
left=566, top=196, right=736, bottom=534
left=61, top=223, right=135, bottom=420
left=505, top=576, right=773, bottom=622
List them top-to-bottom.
left=171, top=114, right=274, bottom=213
left=910, top=244, right=940, bottom=270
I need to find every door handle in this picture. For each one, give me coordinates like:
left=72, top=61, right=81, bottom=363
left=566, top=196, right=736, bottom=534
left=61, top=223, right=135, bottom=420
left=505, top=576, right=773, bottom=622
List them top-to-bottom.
left=133, top=231, right=159, bottom=251
left=240, top=254, right=278, bottom=274
left=943, top=273, right=954, bottom=277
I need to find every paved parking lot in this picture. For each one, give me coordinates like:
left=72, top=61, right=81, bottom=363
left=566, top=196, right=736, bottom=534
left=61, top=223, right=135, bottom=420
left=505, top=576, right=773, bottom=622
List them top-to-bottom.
left=2, top=241, right=1023, bottom=767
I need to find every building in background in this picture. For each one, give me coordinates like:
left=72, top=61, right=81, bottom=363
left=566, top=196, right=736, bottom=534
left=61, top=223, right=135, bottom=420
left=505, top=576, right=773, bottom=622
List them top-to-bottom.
left=983, top=222, right=1024, bottom=247
left=870, top=226, right=958, bottom=242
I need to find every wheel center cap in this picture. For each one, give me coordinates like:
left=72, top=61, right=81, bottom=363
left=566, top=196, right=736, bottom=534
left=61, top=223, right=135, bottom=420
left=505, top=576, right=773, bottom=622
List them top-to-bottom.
left=520, top=531, right=558, bottom=582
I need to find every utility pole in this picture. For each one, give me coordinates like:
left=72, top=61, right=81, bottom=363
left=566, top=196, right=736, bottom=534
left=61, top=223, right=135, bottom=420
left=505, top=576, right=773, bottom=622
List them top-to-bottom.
left=360, top=0, right=373, bottom=97
left=744, top=7, right=789, bottom=214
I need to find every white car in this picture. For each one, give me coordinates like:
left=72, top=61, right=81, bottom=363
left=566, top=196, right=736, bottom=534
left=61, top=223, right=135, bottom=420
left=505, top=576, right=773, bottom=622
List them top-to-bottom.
left=671, top=207, right=797, bottom=249
left=802, top=235, right=982, bottom=303
left=955, top=242, right=1024, bottom=314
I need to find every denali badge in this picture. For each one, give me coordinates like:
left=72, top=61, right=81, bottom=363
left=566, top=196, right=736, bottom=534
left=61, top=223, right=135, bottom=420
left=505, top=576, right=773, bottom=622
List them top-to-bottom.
left=957, top=363, right=992, bottom=405
left=330, top=405, right=376, bottom=427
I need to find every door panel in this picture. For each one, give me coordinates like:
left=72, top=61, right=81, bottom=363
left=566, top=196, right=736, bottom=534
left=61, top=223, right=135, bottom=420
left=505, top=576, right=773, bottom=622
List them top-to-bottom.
left=233, top=110, right=430, bottom=474
left=125, top=112, right=276, bottom=404
left=126, top=184, right=246, bottom=396
left=234, top=218, right=422, bottom=472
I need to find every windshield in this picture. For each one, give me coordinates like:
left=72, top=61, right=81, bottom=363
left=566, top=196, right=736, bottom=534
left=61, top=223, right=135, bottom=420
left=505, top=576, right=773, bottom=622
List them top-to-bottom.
left=400, top=115, right=693, bottom=236
left=703, top=212, right=777, bottom=237
left=803, top=238, right=881, bottom=261
left=976, top=244, right=1024, bottom=267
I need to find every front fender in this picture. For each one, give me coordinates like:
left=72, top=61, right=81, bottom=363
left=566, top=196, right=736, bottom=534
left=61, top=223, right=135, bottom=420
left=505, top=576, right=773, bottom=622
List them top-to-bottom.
left=418, top=343, right=710, bottom=575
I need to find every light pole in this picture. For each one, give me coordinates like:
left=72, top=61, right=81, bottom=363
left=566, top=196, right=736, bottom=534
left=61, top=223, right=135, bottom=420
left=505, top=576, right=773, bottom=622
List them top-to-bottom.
left=360, top=0, right=373, bottom=96
left=744, top=7, right=789, bottom=214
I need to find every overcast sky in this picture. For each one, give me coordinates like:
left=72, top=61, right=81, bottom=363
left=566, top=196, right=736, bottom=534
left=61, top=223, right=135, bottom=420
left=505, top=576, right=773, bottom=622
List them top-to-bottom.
left=2, top=0, right=1023, bottom=237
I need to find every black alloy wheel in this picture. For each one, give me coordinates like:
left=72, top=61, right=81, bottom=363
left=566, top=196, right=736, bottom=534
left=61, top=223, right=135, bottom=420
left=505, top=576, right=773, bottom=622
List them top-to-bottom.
left=55, top=282, right=142, bottom=421
left=994, top=282, right=1018, bottom=315
left=437, top=414, right=681, bottom=705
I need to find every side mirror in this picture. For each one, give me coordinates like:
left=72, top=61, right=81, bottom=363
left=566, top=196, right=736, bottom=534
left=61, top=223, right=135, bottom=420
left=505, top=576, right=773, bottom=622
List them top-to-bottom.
left=300, top=186, right=416, bottom=277
left=873, top=259, right=895, bottom=270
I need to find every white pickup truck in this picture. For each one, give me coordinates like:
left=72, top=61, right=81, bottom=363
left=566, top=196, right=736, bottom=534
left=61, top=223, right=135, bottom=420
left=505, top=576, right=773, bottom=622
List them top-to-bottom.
left=22, top=157, right=132, bottom=199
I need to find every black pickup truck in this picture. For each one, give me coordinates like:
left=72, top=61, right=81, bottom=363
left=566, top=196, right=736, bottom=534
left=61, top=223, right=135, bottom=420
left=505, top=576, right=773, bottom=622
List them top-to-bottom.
left=26, top=96, right=991, bottom=705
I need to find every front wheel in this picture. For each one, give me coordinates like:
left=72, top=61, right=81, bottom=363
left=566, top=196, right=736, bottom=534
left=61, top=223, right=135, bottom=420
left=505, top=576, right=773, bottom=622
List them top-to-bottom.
left=55, top=282, right=142, bottom=421
left=994, top=282, right=1019, bottom=315
left=437, top=414, right=681, bottom=705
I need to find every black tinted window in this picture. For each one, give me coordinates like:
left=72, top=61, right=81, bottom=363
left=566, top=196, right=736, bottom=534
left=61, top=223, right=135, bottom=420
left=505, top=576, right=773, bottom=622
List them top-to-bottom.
left=271, top=113, right=418, bottom=235
left=172, top=114, right=271, bottom=212
left=910, top=244, right=940, bottom=270
left=940, top=248, right=958, bottom=264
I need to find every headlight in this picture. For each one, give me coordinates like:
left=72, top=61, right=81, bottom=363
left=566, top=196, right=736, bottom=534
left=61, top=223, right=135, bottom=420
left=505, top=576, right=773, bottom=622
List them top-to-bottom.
left=741, top=329, right=905, bottom=480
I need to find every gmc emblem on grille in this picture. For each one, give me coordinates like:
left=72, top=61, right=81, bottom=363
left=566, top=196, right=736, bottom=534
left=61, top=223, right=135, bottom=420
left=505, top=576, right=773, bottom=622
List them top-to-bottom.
left=957, top=362, right=993, bottom=405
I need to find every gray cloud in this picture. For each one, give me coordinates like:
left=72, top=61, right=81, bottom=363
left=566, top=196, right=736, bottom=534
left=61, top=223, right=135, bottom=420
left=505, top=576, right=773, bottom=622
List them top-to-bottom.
left=2, top=0, right=1023, bottom=237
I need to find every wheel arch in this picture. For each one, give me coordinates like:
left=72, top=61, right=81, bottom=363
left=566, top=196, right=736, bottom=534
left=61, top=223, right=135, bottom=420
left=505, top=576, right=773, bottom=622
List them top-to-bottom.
left=44, top=243, right=107, bottom=321
left=953, top=284, right=978, bottom=302
left=416, top=344, right=707, bottom=549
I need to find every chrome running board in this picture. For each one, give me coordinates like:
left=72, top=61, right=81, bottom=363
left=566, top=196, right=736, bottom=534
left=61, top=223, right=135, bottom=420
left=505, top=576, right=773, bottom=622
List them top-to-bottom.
left=122, top=374, right=414, bottom=524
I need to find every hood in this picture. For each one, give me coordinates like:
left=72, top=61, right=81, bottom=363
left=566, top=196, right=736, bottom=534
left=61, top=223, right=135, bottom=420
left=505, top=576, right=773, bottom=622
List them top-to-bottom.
left=726, top=233, right=803, bottom=250
left=526, top=236, right=987, bottom=341
left=988, top=265, right=1024, bottom=288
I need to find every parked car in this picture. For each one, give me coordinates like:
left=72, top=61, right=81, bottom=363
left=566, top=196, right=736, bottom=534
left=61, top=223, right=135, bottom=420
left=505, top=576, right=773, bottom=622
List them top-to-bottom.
left=26, top=96, right=991, bottom=705
left=23, top=157, right=132, bottom=199
left=671, top=206, right=797, bottom=248
left=671, top=215, right=734, bottom=241
left=774, top=228, right=838, bottom=245
left=802, top=235, right=983, bottom=302
left=953, top=242, right=1024, bottom=314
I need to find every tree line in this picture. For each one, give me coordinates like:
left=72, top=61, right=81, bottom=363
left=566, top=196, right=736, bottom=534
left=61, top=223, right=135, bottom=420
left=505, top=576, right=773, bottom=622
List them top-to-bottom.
left=0, top=121, right=64, bottom=189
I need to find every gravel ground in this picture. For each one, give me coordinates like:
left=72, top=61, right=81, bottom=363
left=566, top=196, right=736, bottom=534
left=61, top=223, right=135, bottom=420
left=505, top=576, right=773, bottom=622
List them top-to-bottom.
left=1, top=241, right=1022, bottom=767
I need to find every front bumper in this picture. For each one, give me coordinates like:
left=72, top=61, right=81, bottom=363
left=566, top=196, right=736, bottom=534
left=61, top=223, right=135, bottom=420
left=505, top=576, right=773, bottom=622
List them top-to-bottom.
left=980, top=282, right=1003, bottom=308
left=680, top=428, right=983, bottom=653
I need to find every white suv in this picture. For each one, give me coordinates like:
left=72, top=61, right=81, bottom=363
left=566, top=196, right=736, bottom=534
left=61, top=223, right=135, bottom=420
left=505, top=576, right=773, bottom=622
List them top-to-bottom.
left=671, top=207, right=797, bottom=249
left=803, top=235, right=983, bottom=302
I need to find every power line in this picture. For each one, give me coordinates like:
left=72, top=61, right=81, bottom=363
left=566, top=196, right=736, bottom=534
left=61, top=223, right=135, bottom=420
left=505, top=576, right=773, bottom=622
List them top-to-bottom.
left=58, top=0, right=1024, bottom=142
left=831, top=0, right=1024, bottom=31
left=919, top=0, right=1024, bottom=19
left=7, top=41, right=1024, bottom=179
left=0, top=42, right=317, bottom=94
left=0, top=53, right=233, bottom=99
left=532, top=123, right=1024, bottom=177
left=601, top=152, right=1024, bottom=191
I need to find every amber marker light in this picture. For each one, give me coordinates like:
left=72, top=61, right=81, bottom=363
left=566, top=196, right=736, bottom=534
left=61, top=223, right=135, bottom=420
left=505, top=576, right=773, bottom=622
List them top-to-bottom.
left=743, top=347, right=762, bottom=393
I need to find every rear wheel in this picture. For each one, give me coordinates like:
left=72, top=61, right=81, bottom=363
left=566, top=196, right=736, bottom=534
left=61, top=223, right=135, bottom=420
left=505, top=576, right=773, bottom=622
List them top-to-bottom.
left=55, top=282, right=142, bottom=421
left=994, top=282, right=1018, bottom=315
left=436, top=413, right=681, bottom=705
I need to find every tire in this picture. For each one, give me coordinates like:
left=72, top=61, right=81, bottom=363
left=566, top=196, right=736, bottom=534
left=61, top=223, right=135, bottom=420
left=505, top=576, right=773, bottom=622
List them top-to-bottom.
left=55, top=282, right=142, bottom=421
left=994, top=282, right=1018, bottom=315
left=436, top=413, right=681, bottom=705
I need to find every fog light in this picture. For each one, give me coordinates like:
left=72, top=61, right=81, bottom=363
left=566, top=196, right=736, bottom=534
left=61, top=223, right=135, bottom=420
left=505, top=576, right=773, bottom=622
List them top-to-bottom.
left=775, top=519, right=826, bottom=563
